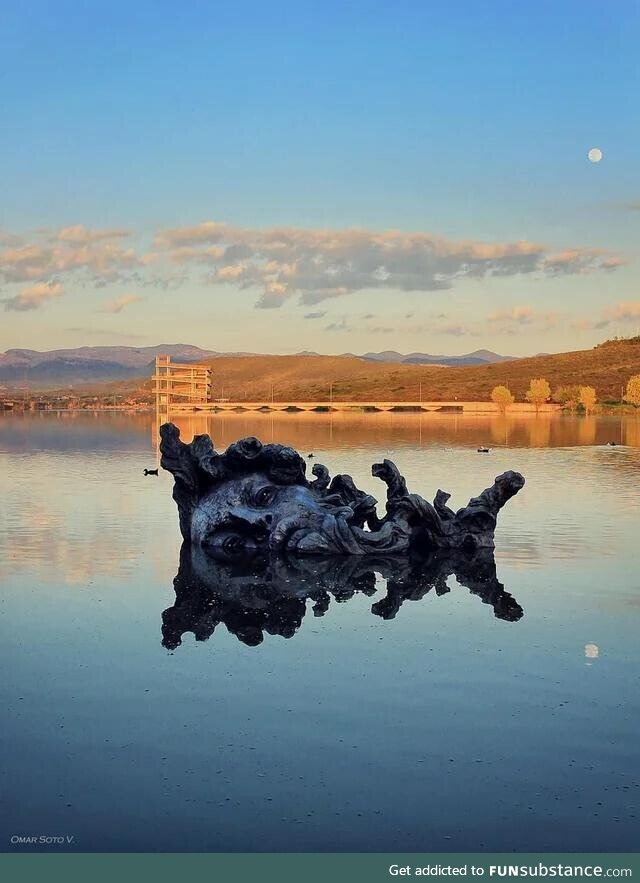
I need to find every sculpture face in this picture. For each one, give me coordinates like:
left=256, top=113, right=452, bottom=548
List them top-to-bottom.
left=159, top=423, right=525, bottom=558
left=191, top=471, right=332, bottom=557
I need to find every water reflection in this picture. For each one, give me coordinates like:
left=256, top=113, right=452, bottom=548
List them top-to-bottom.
left=2, top=409, right=640, bottom=452
left=2, top=411, right=639, bottom=853
left=158, top=411, right=640, bottom=451
left=162, top=545, right=523, bottom=649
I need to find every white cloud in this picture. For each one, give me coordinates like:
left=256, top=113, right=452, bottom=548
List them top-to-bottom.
left=0, top=221, right=627, bottom=323
left=153, top=221, right=624, bottom=309
left=52, top=224, right=130, bottom=245
left=0, top=229, right=21, bottom=246
left=0, top=237, right=140, bottom=285
left=3, top=281, right=64, bottom=312
left=102, top=294, right=145, bottom=314
left=571, top=301, right=640, bottom=331
left=606, top=301, right=640, bottom=321
left=487, top=305, right=536, bottom=324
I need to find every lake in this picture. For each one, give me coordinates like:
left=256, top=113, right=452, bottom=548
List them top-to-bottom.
left=1, top=410, right=639, bottom=852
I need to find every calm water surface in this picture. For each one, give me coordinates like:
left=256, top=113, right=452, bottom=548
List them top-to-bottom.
left=1, top=411, right=639, bottom=852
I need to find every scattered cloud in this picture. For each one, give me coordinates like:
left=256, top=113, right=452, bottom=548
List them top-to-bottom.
left=0, top=221, right=628, bottom=332
left=152, top=221, right=624, bottom=309
left=154, top=221, right=228, bottom=248
left=51, top=224, right=130, bottom=245
left=0, top=226, right=139, bottom=295
left=0, top=229, right=22, bottom=247
left=0, top=239, right=140, bottom=285
left=542, top=250, right=625, bottom=275
left=3, top=281, right=64, bottom=312
left=102, top=293, right=145, bottom=314
left=571, top=300, right=640, bottom=332
left=606, top=300, right=640, bottom=321
left=487, top=305, right=536, bottom=324
left=484, top=306, right=565, bottom=335
left=324, top=318, right=354, bottom=332
left=570, top=318, right=609, bottom=332
left=438, top=323, right=478, bottom=337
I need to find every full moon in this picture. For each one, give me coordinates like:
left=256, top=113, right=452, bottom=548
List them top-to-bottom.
left=588, top=147, right=603, bottom=163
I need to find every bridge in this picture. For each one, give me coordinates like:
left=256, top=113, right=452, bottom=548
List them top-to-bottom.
left=160, top=399, right=560, bottom=414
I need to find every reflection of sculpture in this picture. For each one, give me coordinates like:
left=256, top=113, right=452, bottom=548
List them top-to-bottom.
left=159, top=423, right=525, bottom=556
left=161, top=545, right=523, bottom=650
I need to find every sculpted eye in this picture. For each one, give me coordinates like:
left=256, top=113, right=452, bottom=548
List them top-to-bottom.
left=254, top=485, right=277, bottom=507
left=223, top=535, right=245, bottom=555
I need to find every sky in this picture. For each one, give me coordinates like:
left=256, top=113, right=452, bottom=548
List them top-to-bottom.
left=1, top=0, right=638, bottom=356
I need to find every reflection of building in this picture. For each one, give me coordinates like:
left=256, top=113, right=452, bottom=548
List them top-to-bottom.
left=153, top=355, right=212, bottom=411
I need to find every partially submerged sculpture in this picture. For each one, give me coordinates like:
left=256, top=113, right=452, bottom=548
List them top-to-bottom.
left=159, top=422, right=525, bottom=557
left=162, top=544, right=523, bottom=649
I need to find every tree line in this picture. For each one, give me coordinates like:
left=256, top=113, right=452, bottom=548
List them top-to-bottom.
left=490, top=374, right=640, bottom=414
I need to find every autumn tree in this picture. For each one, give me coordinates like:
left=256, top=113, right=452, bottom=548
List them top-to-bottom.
left=624, top=374, right=640, bottom=407
left=525, top=377, right=551, bottom=413
left=491, top=385, right=515, bottom=413
left=553, top=385, right=581, bottom=410
left=579, top=386, right=597, bottom=414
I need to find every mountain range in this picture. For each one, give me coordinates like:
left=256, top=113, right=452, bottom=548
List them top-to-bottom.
left=0, top=343, right=517, bottom=388
left=0, top=344, right=219, bottom=387
left=354, top=349, right=516, bottom=366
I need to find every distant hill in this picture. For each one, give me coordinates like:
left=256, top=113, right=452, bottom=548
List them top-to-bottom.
left=3, top=340, right=640, bottom=402
left=0, top=343, right=516, bottom=387
left=0, top=344, right=220, bottom=387
left=358, top=349, right=516, bottom=366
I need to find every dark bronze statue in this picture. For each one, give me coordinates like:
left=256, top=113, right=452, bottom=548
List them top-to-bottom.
left=159, top=422, right=525, bottom=557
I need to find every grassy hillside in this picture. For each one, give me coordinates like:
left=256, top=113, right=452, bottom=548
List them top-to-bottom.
left=13, top=338, right=640, bottom=404
left=131, top=338, right=640, bottom=403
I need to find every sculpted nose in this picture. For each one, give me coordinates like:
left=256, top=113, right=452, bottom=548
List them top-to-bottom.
left=228, top=509, right=273, bottom=532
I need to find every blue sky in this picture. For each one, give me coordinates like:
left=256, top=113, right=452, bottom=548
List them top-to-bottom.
left=1, top=0, right=638, bottom=355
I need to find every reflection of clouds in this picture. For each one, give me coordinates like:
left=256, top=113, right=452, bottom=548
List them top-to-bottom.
left=0, top=411, right=151, bottom=454
left=0, top=451, right=169, bottom=586
left=0, top=496, right=137, bottom=585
